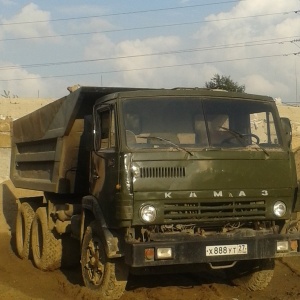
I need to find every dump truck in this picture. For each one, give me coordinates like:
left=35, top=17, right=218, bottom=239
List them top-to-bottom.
left=11, top=86, right=300, bottom=299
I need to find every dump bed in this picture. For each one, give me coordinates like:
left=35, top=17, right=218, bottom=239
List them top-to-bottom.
left=10, top=86, right=140, bottom=194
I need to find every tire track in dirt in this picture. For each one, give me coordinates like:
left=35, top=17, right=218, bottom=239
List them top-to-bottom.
left=2, top=229, right=300, bottom=300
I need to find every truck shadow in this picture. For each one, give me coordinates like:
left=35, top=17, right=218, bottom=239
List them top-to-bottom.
left=1, top=180, right=43, bottom=234
left=1, top=181, right=18, bottom=233
left=59, top=264, right=231, bottom=291
left=60, top=265, right=84, bottom=285
left=126, top=269, right=231, bottom=291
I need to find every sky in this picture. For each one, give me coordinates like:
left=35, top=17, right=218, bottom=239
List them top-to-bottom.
left=0, top=0, right=300, bottom=102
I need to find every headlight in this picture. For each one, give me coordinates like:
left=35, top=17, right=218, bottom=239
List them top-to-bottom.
left=273, top=201, right=286, bottom=217
left=140, top=205, right=157, bottom=223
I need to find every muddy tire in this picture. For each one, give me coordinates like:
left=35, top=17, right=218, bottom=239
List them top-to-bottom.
left=16, top=202, right=35, bottom=259
left=31, top=207, right=62, bottom=271
left=81, top=221, right=128, bottom=299
left=229, top=259, right=275, bottom=291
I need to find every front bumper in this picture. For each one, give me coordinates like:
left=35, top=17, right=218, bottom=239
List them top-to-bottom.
left=124, top=233, right=300, bottom=267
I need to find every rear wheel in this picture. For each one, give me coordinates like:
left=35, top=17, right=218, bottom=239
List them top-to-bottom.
left=15, top=202, right=35, bottom=259
left=31, top=207, right=62, bottom=271
left=81, top=221, right=128, bottom=299
left=229, top=259, right=275, bottom=291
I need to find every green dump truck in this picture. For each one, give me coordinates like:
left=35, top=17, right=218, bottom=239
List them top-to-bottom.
left=11, top=86, right=300, bottom=299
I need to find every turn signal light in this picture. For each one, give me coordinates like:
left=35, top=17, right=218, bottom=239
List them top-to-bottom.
left=145, top=248, right=155, bottom=261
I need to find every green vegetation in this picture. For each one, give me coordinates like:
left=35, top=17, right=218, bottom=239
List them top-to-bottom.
left=205, top=74, right=245, bottom=93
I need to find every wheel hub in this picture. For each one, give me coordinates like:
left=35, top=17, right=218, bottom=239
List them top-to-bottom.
left=85, top=238, right=105, bottom=285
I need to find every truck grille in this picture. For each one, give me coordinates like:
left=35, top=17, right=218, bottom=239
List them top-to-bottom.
left=140, top=167, right=186, bottom=178
left=164, top=199, right=266, bottom=223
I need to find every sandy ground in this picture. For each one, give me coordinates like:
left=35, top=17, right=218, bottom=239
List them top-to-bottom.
left=0, top=97, right=300, bottom=300
left=1, top=230, right=300, bottom=300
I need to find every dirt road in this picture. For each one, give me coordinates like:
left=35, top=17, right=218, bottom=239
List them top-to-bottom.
left=1, top=232, right=300, bottom=300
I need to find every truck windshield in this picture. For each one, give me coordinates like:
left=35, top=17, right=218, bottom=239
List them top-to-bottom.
left=122, top=97, right=283, bottom=150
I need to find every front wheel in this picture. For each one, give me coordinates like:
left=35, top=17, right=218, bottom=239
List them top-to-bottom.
left=81, top=221, right=128, bottom=299
left=229, top=259, right=275, bottom=291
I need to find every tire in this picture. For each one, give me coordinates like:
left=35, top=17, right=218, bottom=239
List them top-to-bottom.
left=15, top=202, right=35, bottom=259
left=31, top=207, right=62, bottom=271
left=81, top=221, right=128, bottom=299
left=229, top=259, right=275, bottom=291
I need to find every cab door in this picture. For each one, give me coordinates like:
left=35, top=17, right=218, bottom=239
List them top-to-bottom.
left=90, top=104, right=119, bottom=224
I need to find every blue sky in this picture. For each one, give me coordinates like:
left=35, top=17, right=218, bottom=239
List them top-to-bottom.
left=0, top=0, right=300, bottom=102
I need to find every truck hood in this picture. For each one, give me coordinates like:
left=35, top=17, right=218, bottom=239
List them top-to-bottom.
left=131, top=149, right=294, bottom=192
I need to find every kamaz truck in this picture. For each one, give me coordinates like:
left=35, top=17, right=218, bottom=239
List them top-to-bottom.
left=11, top=86, right=300, bottom=299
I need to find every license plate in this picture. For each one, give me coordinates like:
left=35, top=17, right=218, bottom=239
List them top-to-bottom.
left=206, top=244, right=248, bottom=256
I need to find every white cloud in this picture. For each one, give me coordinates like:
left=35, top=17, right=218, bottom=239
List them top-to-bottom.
left=192, top=0, right=300, bottom=101
left=2, top=3, right=58, bottom=41
left=84, top=34, right=198, bottom=88
left=84, top=34, right=115, bottom=59
left=0, top=63, right=49, bottom=97
left=242, top=74, right=289, bottom=97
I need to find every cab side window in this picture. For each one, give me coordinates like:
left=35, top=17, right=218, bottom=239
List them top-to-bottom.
left=95, top=108, right=116, bottom=150
left=250, top=111, right=279, bottom=145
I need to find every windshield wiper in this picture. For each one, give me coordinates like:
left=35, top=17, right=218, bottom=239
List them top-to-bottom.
left=218, top=126, right=246, bottom=146
left=219, top=126, right=269, bottom=157
left=137, top=135, right=193, bottom=156
left=247, top=144, right=270, bottom=157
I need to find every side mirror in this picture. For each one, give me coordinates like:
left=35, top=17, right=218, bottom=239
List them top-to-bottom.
left=83, top=115, right=94, bottom=151
left=280, top=117, right=292, bottom=148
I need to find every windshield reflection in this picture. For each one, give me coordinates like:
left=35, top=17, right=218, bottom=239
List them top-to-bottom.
left=122, top=97, right=282, bottom=150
